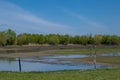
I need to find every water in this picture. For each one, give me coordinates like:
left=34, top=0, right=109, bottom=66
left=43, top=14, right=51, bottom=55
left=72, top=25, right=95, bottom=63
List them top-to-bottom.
left=0, top=50, right=119, bottom=72
left=100, top=52, right=120, bottom=57
left=0, top=53, right=113, bottom=72
left=43, top=54, right=90, bottom=59
left=0, top=58, right=111, bottom=72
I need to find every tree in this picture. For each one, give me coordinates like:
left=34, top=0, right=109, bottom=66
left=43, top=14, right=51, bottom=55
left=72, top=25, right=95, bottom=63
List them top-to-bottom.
left=1, top=29, right=120, bottom=46
left=5, top=29, right=16, bottom=45
left=0, top=31, right=7, bottom=46
left=17, top=33, right=29, bottom=45
left=30, top=34, right=39, bottom=44
left=38, top=34, right=45, bottom=44
left=59, top=34, right=70, bottom=45
left=88, top=34, right=94, bottom=45
left=94, top=34, right=102, bottom=45
left=48, top=35, right=59, bottom=45
left=72, top=35, right=81, bottom=44
left=80, top=35, right=88, bottom=45
left=101, top=35, right=111, bottom=45
left=110, top=35, right=120, bottom=45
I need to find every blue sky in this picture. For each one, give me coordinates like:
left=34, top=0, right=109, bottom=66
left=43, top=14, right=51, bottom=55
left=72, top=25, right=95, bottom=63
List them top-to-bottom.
left=0, top=0, right=120, bottom=35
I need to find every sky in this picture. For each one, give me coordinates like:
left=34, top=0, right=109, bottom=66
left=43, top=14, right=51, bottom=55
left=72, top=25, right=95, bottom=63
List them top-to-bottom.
left=0, top=0, right=120, bottom=35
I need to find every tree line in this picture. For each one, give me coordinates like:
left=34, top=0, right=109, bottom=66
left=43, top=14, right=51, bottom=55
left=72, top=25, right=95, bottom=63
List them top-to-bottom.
left=0, top=29, right=120, bottom=46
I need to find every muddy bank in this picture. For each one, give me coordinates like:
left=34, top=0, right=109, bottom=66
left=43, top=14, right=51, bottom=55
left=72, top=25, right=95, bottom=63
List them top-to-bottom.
left=0, top=45, right=120, bottom=51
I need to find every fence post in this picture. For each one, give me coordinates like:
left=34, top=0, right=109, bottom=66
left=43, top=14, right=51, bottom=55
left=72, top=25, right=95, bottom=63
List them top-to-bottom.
left=94, top=46, right=97, bottom=69
left=18, top=57, right=21, bottom=72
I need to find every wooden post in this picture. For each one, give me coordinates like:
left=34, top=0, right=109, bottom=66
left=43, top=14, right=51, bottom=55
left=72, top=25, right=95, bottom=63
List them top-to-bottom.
left=18, top=57, right=21, bottom=72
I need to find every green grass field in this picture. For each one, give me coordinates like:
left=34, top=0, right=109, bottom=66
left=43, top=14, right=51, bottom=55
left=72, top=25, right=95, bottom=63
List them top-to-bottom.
left=0, top=68, right=120, bottom=80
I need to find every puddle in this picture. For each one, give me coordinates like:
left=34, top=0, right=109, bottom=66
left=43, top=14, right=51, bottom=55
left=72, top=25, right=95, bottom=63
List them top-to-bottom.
left=100, top=52, right=120, bottom=57
left=43, top=54, right=90, bottom=59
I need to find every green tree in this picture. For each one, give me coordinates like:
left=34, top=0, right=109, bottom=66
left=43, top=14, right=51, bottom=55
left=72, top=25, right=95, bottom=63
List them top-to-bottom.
left=5, top=29, right=16, bottom=45
left=0, top=31, right=7, bottom=46
left=17, top=33, right=29, bottom=45
left=30, top=34, right=39, bottom=44
left=38, top=34, right=45, bottom=44
left=59, top=34, right=70, bottom=45
left=88, top=34, right=94, bottom=45
left=94, top=34, right=102, bottom=45
left=48, top=35, right=59, bottom=45
left=72, top=35, right=81, bottom=44
left=80, top=35, right=88, bottom=45
left=101, top=35, right=111, bottom=45
left=110, top=35, right=120, bottom=45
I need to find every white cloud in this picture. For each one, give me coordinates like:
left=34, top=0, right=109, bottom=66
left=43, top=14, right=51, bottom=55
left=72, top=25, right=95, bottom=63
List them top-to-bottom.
left=0, top=0, right=112, bottom=35
left=0, top=1, right=73, bottom=34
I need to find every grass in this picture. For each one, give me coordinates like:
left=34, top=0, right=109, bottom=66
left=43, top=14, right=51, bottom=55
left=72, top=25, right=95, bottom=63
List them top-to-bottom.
left=0, top=47, right=120, bottom=58
left=48, top=48, right=120, bottom=54
left=66, top=56, right=120, bottom=66
left=95, top=56, right=120, bottom=65
left=0, top=68, right=120, bottom=80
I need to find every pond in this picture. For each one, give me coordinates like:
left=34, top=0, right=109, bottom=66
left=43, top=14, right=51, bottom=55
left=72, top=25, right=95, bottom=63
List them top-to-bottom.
left=0, top=52, right=117, bottom=72
left=0, top=59, right=110, bottom=72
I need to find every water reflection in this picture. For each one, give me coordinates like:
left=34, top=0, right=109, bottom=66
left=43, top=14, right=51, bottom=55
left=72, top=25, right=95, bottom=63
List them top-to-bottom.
left=1, top=51, right=119, bottom=72
left=100, top=52, right=120, bottom=57
left=0, top=54, right=112, bottom=72
left=43, top=54, right=90, bottom=59
left=0, top=59, right=111, bottom=72
left=0, top=60, right=19, bottom=71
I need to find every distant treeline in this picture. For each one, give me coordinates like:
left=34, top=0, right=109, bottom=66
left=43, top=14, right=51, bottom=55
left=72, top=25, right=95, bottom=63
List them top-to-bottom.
left=0, top=29, right=120, bottom=46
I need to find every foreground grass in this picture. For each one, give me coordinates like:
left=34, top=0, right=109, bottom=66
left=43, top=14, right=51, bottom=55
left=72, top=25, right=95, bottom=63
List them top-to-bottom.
left=0, top=68, right=120, bottom=80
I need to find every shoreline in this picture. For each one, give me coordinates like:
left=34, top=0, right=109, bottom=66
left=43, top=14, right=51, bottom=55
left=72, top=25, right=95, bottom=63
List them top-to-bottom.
left=0, top=45, right=120, bottom=50
left=0, top=45, right=120, bottom=58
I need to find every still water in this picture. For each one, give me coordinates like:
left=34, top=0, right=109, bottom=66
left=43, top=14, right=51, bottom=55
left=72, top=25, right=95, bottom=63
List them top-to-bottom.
left=0, top=52, right=117, bottom=72
left=0, top=60, right=108, bottom=72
